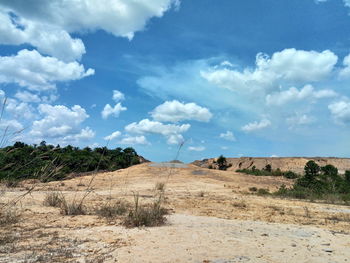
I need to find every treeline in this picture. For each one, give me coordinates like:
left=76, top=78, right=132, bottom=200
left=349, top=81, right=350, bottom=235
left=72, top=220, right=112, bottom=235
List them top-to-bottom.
left=0, top=141, right=141, bottom=182
left=276, top=161, right=350, bottom=202
left=236, top=164, right=299, bottom=179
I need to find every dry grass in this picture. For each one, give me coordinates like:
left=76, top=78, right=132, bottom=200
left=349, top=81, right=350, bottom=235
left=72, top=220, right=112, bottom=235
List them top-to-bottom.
left=155, top=182, right=166, bottom=192
left=43, top=191, right=62, bottom=207
left=123, top=193, right=169, bottom=227
left=60, top=197, right=86, bottom=215
left=96, top=200, right=130, bottom=219
left=232, top=200, right=247, bottom=209
left=0, top=207, right=19, bottom=226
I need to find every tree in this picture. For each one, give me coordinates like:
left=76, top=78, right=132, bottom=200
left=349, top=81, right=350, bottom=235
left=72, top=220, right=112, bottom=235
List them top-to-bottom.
left=217, top=155, right=227, bottom=170
left=304, top=160, right=320, bottom=183
left=264, top=164, right=272, bottom=173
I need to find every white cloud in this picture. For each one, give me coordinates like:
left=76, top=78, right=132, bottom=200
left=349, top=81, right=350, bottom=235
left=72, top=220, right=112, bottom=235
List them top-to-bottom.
left=0, top=0, right=179, bottom=40
left=0, top=11, right=85, bottom=62
left=0, top=49, right=94, bottom=91
left=202, top=49, right=337, bottom=93
left=339, top=54, right=350, bottom=79
left=266, top=85, right=337, bottom=106
left=14, top=90, right=41, bottom=103
left=112, top=90, right=125, bottom=102
left=5, top=98, right=36, bottom=119
left=151, top=100, right=212, bottom=122
left=328, top=100, right=350, bottom=125
left=101, top=103, right=127, bottom=119
left=30, top=104, right=93, bottom=143
left=286, top=114, right=315, bottom=128
left=125, top=118, right=190, bottom=144
left=241, top=119, right=271, bottom=132
left=104, top=131, right=121, bottom=141
left=219, top=131, right=236, bottom=141
left=119, top=135, right=149, bottom=145
left=188, top=146, right=205, bottom=151
left=221, top=146, right=229, bottom=150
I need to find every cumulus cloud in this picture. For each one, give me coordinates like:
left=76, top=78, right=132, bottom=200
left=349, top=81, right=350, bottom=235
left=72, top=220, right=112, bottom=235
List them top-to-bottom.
left=0, top=0, right=179, bottom=40
left=0, top=11, right=85, bottom=61
left=0, top=49, right=94, bottom=91
left=201, top=49, right=337, bottom=93
left=339, top=54, right=350, bottom=79
left=266, top=85, right=337, bottom=106
left=14, top=90, right=41, bottom=103
left=112, top=90, right=125, bottom=102
left=5, top=98, right=36, bottom=119
left=151, top=100, right=212, bottom=122
left=328, top=100, right=350, bottom=125
left=101, top=103, right=127, bottom=119
left=30, top=104, right=94, bottom=143
left=125, top=118, right=190, bottom=144
left=241, top=119, right=271, bottom=132
left=104, top=131, right=121, bottom=141
left=219, top=131, right=236, bottom=141
left=119, top=135, right=149, bottom=145
left=188, top=146, right=205, bottom=151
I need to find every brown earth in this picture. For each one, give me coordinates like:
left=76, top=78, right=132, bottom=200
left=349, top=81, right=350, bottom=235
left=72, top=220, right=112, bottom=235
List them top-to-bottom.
left=193, top=157, right=350, bottom=174
left=1, top=163, right=350, bottom=262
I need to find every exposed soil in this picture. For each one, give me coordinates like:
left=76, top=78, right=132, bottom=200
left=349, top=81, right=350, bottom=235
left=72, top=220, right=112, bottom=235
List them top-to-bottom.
left=1, top=163, right=349, bottom=262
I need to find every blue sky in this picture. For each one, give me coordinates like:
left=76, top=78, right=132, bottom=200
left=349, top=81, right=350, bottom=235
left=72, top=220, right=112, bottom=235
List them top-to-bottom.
left=0, top=0, right=350, bottom=162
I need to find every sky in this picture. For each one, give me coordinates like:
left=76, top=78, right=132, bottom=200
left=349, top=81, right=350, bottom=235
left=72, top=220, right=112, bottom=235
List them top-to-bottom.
left=0, top=0, right=350, bottom=162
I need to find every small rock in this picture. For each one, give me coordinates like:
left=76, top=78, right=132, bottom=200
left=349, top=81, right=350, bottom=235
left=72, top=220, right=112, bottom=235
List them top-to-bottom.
left=322, top=249, right=333, bottom=253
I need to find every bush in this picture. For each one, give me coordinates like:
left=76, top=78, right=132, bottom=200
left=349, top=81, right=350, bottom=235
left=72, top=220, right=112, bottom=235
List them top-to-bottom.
left=275, top=163, right=350, bottom=204
left=283, top=171, right=299, bottom=179
left=249, top=187, right=258, bottom=192
left=257, top=188, right=270, bottom=196
left=43, top=192, right=62, bottom=207
left=123, top=193, right=168, bottom=227
left=60, top=198, right=86, bottom=215
left=96, top=200, right=129, bottom=219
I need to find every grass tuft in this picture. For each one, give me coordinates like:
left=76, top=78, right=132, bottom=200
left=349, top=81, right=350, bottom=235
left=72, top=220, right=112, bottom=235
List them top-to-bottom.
left=43, top=191, right=62, bottom=207
left=123, top=193, right=169, bottom=227
left=96, top=200, right=129, bottom=219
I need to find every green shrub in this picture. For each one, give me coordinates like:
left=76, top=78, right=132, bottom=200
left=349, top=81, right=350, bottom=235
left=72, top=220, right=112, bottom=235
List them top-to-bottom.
left=257, top=188, right=270, bottom=196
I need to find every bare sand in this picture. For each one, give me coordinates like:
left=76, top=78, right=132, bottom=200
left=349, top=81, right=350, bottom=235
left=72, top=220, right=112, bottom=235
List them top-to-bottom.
left=1, top=163, right=349, bottom=262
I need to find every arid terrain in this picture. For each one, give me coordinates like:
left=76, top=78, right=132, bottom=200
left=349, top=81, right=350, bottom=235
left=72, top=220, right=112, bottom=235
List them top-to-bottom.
left=193, top=157, right=350, bottom=174
left=1, top=163, right=350, bottom=262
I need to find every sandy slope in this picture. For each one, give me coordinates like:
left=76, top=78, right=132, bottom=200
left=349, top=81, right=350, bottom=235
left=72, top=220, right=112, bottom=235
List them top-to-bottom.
left=1, top=163, right=349, bottom=262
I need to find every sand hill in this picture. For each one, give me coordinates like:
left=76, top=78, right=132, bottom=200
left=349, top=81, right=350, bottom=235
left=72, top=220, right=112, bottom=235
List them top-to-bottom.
left=193, top=157, right=350, bottom=174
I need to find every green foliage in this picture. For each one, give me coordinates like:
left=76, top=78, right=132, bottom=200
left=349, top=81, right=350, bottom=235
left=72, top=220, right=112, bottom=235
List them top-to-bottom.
left=0, top=141, right=140, bottom=182
left=217, top=155, right=227, bottom=170
left=275, top=163, right=350, bottom=205
left=264, top=164, right=272, bottom=172
left=236, top=167, right=299, bottom=179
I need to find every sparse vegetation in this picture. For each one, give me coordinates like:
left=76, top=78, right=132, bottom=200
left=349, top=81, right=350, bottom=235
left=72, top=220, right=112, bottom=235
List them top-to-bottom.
left=275, top=161, right=350, bottom=204
left=236, top=166, right=299, bottom=179
left=155, top=182, right=166, bottom=192
left=43, top=191, right=62, bottom=207
left=123, top=193, right=169, bottom=227
left=60, top=197, right=86, bottom=215
left=96, top=200, right=129, bottom=219
left=0, top=207, right=18, bottom=226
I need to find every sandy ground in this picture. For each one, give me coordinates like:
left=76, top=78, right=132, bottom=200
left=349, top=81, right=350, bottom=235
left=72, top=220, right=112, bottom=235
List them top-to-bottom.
left=1, top=163, right=350, bottom=262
